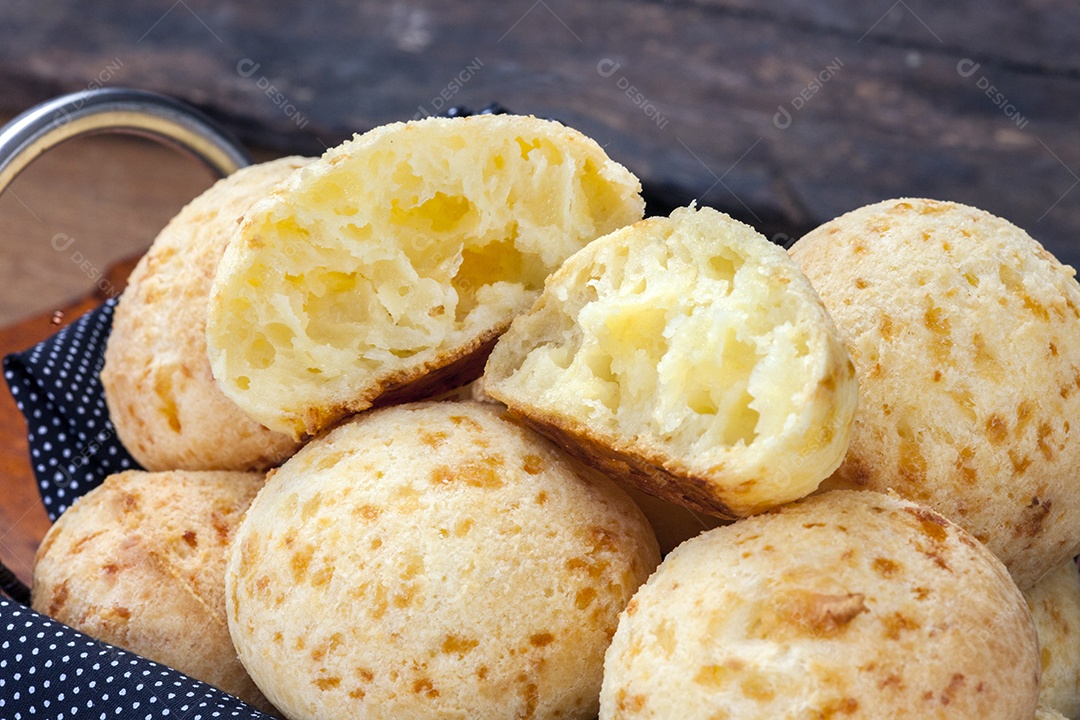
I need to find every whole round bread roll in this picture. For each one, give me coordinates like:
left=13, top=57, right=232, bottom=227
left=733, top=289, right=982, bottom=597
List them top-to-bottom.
left=207, top=115, right=644, bottom=440
left=103, top=156, right=309, bottom=471
left=789, top=198, right=1080, bottom=589
left=484, top=205, right=857, bottom=519
left=227, top=401, right=660, bottom=720
left=31, top=470, right=273, bottom=713
left=600, top=490, right=1040, bottom=720
left=1024, top=558, right=1080, bottom=717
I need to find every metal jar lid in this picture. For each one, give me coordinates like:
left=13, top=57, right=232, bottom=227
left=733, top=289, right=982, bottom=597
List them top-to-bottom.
left=0, top=87, right=252, bottom=198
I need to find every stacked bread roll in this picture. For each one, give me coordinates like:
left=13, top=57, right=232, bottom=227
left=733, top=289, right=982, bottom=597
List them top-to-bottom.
left=30, top=114, right=1080, bottom=720
left=101, top=157, right=311, bottom=471
left=790, top=198, right=1080, bottom=590
left=228, top=400, right=659, bottom=719
left=31, top=470, right=276, bottom=714
left=600, top=491, right=1039, bottom=718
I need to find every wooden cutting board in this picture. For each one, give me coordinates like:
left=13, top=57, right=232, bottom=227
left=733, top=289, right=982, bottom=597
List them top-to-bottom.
left=0, top=257, right=137, bottom=588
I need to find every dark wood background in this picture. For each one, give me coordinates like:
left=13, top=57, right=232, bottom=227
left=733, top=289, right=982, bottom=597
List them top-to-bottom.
left=1, top=1, right=1080, bottom=583
left=2, top=1, right=1079, bottom=261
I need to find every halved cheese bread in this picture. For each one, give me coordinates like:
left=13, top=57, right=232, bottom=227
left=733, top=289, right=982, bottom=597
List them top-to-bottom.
left=207, top=115, right=643, bottom=439
left=103, top=157, right=309, bottom=471
left=484, top=205, right=857, bottom=518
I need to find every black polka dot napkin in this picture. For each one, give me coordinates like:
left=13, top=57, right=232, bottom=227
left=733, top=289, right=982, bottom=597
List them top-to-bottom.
left=2, top=298, right=142, bottom=523
left=0, top=304, right=266, bottom=717
left=0, top=598, right=269, bottom=719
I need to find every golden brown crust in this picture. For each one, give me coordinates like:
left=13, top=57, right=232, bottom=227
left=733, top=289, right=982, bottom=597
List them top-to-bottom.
left=791, top=197, right=1080, bottom=589
left=364, top=329, right=499, bottom=413
left=289, top=330, right=500, bottom=437
left=504, top=402, right=742, bottom=519
left=31, top=470, right=275, bottom=714
left=601, top=490, right=1041, bottom=719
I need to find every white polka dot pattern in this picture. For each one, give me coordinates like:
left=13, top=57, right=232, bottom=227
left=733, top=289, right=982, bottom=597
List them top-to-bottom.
left=2, top=299, right=142, bottom=521
left=0, top=598, right=269, bottom=719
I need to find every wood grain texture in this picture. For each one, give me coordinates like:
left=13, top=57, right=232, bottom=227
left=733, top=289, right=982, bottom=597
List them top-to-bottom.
left=0, top=1, right=1077, bottom=261
left=0, top=258, right=137, bottom=588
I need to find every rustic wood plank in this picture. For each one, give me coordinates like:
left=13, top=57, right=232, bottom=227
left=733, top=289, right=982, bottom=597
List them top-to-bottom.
left=688, top=1, right=1080, bottom=70
left=0, top=2, right=1076, bottom=267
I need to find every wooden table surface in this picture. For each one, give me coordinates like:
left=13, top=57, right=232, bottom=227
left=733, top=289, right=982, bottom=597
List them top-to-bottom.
left=2, top=1, right=1080, bottom=589
left=1, top=2, right=1079, bottom=262
left=0, top=260, right=136, bottom=588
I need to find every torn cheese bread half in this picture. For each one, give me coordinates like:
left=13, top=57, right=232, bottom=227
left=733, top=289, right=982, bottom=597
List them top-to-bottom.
left=207, top=114, right=643, bottom=439
left=484, top=205, right=856, bottom=518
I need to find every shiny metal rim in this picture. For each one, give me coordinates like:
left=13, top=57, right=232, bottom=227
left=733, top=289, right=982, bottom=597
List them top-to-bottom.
left=0, top=87, right=252, bottom=195
left=0, top=88, right=252, bottom=603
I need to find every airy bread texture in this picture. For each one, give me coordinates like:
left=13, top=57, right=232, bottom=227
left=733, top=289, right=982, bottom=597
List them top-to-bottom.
left=207, top=115, right=644, bottom=439
left=103, top=157, right=308, bottom=471
left=789, top=198, right=1080, bottom=589
left=484, top=205, right=857, bottom=518
left=226, top=401, right=660, bottom=720
left=31, top=470, right=274, bottom=713
left=600, top=490, right=1040, bottom=720
left=1024, top=559, right=1080, bottom=717
left=1037, top=706, right=1070, bottom=719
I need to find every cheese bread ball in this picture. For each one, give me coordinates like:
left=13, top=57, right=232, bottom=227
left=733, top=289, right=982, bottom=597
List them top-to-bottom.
left=207, top=115, right=644, bottom=440
left=103, top=156, right=308, bottom=471
left=790, top=198, right=1080, bottom=589
left=485, top=205, right=857, bottom=518
left=227, top=401, right=660, bottom=720
left=31, top=470, right=273, bottom=713
left=600, top=490, right=1040, bottom=720
left=1024, top=559, right=1080, bottom=717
